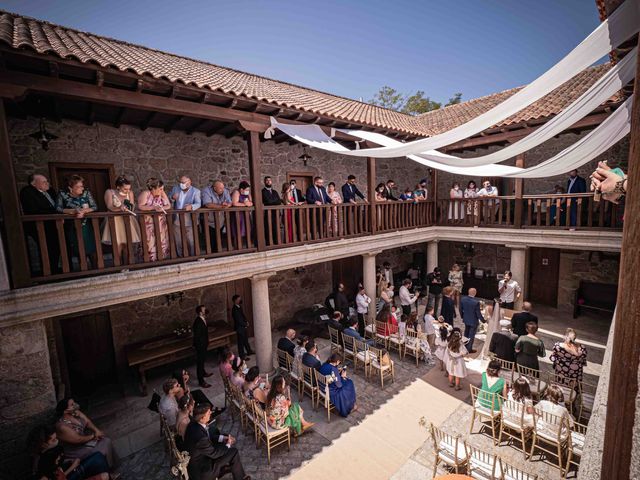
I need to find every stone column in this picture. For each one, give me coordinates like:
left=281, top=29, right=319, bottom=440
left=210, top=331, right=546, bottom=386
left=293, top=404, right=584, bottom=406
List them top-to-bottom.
left=427, top=240, right=439, bottom=273
left=507, top=245, right=528, bottom=310
left=362, top=252, right=380, bottom=323
left=250, top=272, right=276, bottom=374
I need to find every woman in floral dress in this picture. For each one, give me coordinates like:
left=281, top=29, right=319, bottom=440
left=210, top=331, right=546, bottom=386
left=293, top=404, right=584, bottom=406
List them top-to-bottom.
left=137, top=178, right=170, bottom=261
left=464, top=180, right=479, bottom=223
left=327, top=182, right=343, bottom=236
left=448, top=263, right=464, bottom=309
left=550, top=328, right=587, bottom=383
left=266, top=375, right=313, bottom=435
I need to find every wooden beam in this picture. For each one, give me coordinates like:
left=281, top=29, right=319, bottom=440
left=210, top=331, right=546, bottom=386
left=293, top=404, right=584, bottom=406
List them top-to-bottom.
left=601, top=31, right=640, bottom=480
left=48, top=61, right=59, bottom=78
left=96, top=71, right=104, bottom=88
left=0, top=101, right=31, bottom=287
left=114, top=107, right=126, bottom=128
left=140, top=111, right=156, bottom=130
left=163, top=115, right=183, bottom=133
left=186, top=118, right=208, bottom=135
left=205, top=123, right=235, bottom=137
left=247, top=130, right=266, bottom=251
left=513, top=153, right=525, bottom=228
left=367, top=157, right=376, bottom=235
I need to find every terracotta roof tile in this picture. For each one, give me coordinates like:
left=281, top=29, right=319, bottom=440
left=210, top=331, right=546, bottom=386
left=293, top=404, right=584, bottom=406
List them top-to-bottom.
left=0, top=10, right=615, bottom=138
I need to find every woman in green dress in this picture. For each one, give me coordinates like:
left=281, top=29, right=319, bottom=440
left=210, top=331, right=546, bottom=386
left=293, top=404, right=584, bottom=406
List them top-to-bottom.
left=515, top=321, right=546, bottom=370
left=477, top=359, right=508, bottom=409
left=266, top=375, right=314, bottom=435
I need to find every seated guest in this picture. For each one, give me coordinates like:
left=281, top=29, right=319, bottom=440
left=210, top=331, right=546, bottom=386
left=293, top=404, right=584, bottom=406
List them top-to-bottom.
left=20, top=173, right=61, bottom=274
left=399, top=188, right=415, bottom=201
left=511, top=302, right=538, bottom=337
left=376, top=304, right=397, bottom=336
left=328, top=311, right=346, bottom=331
left=342, top=318, right=375, bottom=345
left=489, top=320, right=518, bottom=362
left=277, top=329, right=297, bottom=356
left=292, top=336, right=309, bottom=377
left=302, top=341, right=322, bottom=370
left=218, top=349, right=235, bottom=379
left=318, top=353, right=358, bottom=417
left=230, top=356, right=248, bottom=388
left=477, top=359, right=507, bottom=410
left=243, top=366, right=269, bottom=408
left=172, top=368, right=191, bottom=399
left=266, top=375, right=314, bottom=435
left=503, top=376, right=535, bottom=429
left=158, top=378, right=181, bottom=428
left=536, top=385, right=574, bottom=438
left=176, top=395, right=195, bottom=444
left=55, top=398, right=115, bottom=468
left=183, top=403, right=250, bottom=480
left=28, top=424, right=110, bottom=480
left=36, top=445, right=109, bottom=480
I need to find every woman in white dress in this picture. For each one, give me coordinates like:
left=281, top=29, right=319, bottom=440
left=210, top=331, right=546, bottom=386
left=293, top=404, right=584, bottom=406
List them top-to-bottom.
left=101, top=175, right=140, bottom=265
left=464, top=180, right=479, bottom=223
left=448, top=182, right=464, bottom=221
left=446, top=331, right=468, bottom=390
left=503, top=376, right=535, bottom=428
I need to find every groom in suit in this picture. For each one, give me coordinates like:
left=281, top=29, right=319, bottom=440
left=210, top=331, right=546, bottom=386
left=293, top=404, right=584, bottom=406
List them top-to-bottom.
left=20, top=173, right=61, bottom=274
left=460, top=288, right=485, bottom=353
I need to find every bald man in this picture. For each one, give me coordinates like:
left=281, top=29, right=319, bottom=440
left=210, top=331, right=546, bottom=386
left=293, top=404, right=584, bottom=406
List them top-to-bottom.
left=460, top=288, right=484, bottom=353
left=511, top=302, right=538, bottom=337
left=277, top=328, right=296, bottom=356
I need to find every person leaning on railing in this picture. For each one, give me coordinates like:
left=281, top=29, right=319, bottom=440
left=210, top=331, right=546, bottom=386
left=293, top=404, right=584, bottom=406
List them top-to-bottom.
left=56, top=174, right=98, bottom=269
left=101, top=175, right=140, bottom=266
left=137, top=178, right=171, bottom=261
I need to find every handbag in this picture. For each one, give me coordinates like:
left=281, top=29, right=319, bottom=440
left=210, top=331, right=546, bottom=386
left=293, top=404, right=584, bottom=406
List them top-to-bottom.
left=147, top=391, right=161, bottom=412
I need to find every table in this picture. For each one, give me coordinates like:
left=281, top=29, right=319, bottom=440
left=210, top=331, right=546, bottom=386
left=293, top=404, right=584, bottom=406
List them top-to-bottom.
left=125, top=321, right=235, bottom=395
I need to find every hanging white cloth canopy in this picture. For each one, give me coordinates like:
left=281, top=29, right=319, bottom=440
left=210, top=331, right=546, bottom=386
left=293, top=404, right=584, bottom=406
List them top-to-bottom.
left=266, top=0, right=639, bottom=158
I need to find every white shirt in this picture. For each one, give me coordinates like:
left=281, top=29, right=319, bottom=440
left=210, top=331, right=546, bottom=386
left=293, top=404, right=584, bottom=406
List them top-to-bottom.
left=478, top=186, right=498, bottom=197
left=384, top=268, right=393, bottom=285
left=498, top=279, right=521, bottom=303
left=399, top=285, right=417, bottom=306
left=356, top=293, right=371, bottom=314
left=423, top=314, right=436, bottom=335
left=159, top=395, right=179, bottom=427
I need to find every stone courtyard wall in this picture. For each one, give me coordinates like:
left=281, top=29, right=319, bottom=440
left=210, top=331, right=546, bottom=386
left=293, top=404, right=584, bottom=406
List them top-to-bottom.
left=8, top=117, right=430, bottom=198
left=557, top=250, right=620, bottom=309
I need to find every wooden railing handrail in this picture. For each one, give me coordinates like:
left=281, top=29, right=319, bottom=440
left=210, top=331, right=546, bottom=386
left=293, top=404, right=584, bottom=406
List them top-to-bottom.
left=522, top=193, right=593, bottom=199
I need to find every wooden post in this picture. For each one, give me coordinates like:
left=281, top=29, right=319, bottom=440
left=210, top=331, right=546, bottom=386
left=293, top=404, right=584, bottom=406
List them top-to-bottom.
left=601, top=33, right=640, bottom=480
left=0, top=101, right=31, bottom=288
left=246, top=129, right=266, bottom=251
left=514, top=153, right=525, bottom=228
left=367, top=157, right=376, bottom=234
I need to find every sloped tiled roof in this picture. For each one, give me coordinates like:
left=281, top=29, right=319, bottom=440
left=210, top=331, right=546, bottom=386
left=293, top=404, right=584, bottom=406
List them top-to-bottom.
left=0, top=10, right=616, bottom=138
left=417, top=63, right=616, bottom=135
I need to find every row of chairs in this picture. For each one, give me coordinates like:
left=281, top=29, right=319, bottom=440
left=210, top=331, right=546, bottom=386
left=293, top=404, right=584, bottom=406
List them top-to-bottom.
left=329, top=325, right=396, bottom=387
left=490, top=356, right=596, bottom=421
left=222, top=374, right=291, bottom=464
left=469, top=385, right=587, bottom=478
left=159, top=412, right=190, bottom=480
left=431, top=422, right=538, bottom=480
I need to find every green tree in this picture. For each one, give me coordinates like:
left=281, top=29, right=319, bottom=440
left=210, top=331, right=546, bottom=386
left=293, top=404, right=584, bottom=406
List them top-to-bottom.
left=368, top=86, right=405, bottom=111
left=401, top=91, right=441, bottom=115
left=446, top=92, right=463, bottom=106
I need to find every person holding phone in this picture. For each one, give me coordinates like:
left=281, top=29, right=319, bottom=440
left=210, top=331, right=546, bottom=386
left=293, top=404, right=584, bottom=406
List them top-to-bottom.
left=318, top=353, right=358, bottom=417
left=266, top=375, right=314, bottom=435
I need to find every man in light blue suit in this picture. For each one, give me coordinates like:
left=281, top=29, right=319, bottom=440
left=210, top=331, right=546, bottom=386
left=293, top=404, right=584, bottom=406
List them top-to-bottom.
left=169, top=175, right=201, bottom=257
left=460, top=288, right=485, bottom=353
left=342, top=318, right=375, bottom=346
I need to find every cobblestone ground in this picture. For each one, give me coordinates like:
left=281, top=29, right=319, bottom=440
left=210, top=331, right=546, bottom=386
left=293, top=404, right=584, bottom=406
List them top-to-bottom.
left=117, top=336, right=436, bottom=480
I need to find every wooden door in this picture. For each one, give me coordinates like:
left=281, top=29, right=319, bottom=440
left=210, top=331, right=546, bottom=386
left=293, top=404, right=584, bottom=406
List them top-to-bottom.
left=50, top=162, right=115, bottom=211
left=287, top=172, right=313, bottom=197
left=528, top=248, right=560, bottom=307
left=332, top=256, right=363, bottom=302
left=226, top=279, right=254, bottom=337
left=60, top=312, right=118, bottom=397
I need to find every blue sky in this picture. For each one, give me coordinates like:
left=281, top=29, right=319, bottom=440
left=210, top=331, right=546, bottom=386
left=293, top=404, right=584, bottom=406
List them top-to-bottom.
left=0, top=0, right=601, bottom=105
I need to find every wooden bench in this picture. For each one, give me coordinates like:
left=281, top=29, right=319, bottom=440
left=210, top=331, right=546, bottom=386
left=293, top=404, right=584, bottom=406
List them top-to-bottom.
left=573, top=280, right=617, bottom=318
left=126, top=321, right=235, bottom=395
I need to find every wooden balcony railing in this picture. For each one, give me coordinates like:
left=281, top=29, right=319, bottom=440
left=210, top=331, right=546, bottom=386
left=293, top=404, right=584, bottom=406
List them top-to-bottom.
left=15, top=193, right=623, bottom=286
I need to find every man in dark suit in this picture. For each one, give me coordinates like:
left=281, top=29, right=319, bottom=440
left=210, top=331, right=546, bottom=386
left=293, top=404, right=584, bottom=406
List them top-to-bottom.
left=567, top=169, right=587, bottom=226
left=19, top=173, right=61, bottom=274
left=341, top=175, right=366, bottom=204
left=261, top=176, right=282, bottom=246
left=305, top=176, right=331, bottom=205
left=288, top=179, right=305, bottom=204
left=383, top=179, right=398, bottom=201
left=441, top=287, right=456, bottom=328
left=460, top=288, right=485, bottom=353
left=231, top=295, right=253, bottom=359
left=510, top=302, right=538, bottom=337
left=193, top=305, right=213, bottom=388
left=489, top=320, right=518, bottom=362
left=277, top=328, right=296, bottom=356
left=302, top=341, right=322, bottom=370
left=183, top=403, right=250, bottom=480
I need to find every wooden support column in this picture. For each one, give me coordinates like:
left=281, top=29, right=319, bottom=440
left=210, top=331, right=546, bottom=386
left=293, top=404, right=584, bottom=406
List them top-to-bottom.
left=601, top=32, right=640, bottom=480
left=0, top=101, right=30, bottom=288
left=246, top=129, right=266, bottom=251
left=514, top=153, right=525, bottom=228
left=367, top=157, right=376, bottom=234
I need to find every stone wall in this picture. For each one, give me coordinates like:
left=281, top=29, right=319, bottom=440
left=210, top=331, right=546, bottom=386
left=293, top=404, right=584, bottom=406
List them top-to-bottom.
left=9, top=117, right=430, bottom=198
left=437, top=132, right=630, bottom=199
left=438, top=241, right=511, bottom=278
left=557, top=250, right=620, bottom=309
left=0, top=321, right=56, bottom=478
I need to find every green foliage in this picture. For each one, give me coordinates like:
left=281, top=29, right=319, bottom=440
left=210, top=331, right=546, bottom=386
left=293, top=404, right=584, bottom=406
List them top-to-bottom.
left=368, top=86, right=405, bottom=111
left=368, top=87, right=463, bottom=115
left=402, top=91, right=441, bottom=115
left=446, top=92, right=463, bottom=106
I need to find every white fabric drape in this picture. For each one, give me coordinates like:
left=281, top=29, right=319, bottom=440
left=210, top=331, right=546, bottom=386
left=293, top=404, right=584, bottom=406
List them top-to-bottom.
left=269, top=0, right=639, bottom=158
left=341, top=47, right=636, bottom=167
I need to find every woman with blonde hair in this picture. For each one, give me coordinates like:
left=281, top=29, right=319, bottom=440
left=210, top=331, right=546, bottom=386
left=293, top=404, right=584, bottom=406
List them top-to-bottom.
left=448, top=264, right=464, bottom=308
left=550, top=328, right=587, bottom=383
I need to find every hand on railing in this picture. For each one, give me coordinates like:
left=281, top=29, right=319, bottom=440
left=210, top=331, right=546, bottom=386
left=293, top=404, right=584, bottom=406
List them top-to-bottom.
left=590, top=161, right=627, bottom=204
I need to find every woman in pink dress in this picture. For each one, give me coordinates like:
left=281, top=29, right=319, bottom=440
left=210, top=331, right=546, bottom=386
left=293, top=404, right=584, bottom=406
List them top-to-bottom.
left=137, top=178, right=171, bottom=261
left=327, top=182, right=343, bottom=236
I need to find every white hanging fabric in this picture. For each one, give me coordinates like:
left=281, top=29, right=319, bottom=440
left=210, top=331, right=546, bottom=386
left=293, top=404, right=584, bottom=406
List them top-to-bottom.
left=271, top=0, right=640, bottom=158
left=340, top=47, right=637, bottom=167
left=270, top=95, right=632, bottom=178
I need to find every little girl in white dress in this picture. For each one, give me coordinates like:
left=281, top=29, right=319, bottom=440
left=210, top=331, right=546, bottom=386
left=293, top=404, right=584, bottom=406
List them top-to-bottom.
left=434, top=326, right=449, bottom=372
left=446, top=331, right=468, bottom=391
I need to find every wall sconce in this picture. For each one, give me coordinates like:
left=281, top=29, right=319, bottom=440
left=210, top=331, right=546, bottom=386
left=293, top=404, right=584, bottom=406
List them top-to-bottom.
left=29, top=118, right=58, bottom=151
left=298, top=146, right=312, bottom=166
left=462, top=243, right=475, bottom=256
left=294, top=266, right=306, bottom=274
left=165, top=291, right=185, bottom=305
